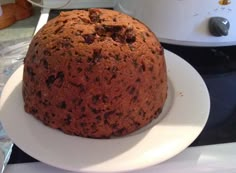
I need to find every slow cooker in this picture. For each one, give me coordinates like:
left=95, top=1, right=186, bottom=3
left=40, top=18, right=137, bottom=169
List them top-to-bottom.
left=114, top=0, right=236, bottom=46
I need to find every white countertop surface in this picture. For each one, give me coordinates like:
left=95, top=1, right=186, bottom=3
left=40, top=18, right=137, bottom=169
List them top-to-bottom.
left=4, top=143, right=236, bottom=173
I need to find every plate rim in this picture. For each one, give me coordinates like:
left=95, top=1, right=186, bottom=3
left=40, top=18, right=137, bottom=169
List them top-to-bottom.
left=0, top=49, right=210, bottom=173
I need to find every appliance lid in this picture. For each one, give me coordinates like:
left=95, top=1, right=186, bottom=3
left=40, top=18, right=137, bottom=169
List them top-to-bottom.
left=40, top=0, right=114, bottom=9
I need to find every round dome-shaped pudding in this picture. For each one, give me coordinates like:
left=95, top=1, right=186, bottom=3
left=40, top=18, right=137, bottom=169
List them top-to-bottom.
left=23, top=9, right=167, bottom=138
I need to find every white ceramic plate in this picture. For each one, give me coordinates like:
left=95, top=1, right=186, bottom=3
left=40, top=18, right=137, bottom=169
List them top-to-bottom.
left=0, top=50, right=210, bottom=173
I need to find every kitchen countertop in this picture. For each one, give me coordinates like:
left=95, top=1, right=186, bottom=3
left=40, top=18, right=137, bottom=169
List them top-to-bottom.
left=0, top=5, right=41, bottom=172
left=0, top=6, right=41, bottom=96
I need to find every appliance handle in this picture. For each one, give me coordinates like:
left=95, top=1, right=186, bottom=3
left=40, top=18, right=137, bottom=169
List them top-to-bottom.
left=114, top=0, right=134, bottom=16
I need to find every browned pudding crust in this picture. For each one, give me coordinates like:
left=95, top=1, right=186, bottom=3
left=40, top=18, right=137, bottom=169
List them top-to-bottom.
left=23, top=8, right=167, bottom=138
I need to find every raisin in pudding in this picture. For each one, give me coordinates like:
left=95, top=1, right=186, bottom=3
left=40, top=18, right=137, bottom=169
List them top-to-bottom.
left=23, top=8, right=167, bottom=138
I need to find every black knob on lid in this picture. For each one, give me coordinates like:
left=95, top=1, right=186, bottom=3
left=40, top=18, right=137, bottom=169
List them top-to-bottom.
left=209, top=17, right=230, bottom=36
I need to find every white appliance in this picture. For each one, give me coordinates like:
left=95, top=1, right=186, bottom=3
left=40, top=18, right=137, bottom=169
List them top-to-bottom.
left=10, top=0, right=235, bottom=172
left=35, top=0, right=236, bottom=46
left=114, top=0, right=236, bottom=46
